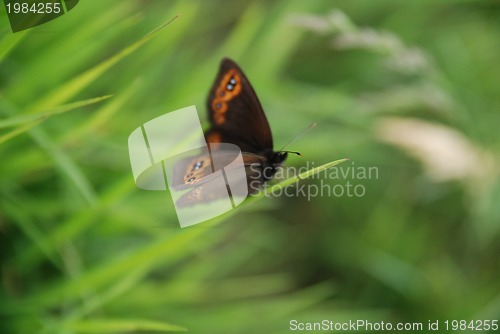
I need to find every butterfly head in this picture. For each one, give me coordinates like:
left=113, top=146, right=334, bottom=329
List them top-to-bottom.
left=274, top=151, right=288, bottom=165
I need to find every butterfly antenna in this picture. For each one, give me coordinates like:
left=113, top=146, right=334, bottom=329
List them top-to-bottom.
left=279, top=123, right=317, bottom=154
left=282, top=150, right=302, bottom=156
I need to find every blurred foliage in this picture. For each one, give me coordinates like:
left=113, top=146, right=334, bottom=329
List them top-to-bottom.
left=1, top=0, right=499, bottom=333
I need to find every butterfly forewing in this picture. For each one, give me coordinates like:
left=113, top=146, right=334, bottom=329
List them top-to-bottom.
left=206, top=58, right=273, bottom=152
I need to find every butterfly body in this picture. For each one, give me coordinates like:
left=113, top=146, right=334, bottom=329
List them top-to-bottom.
left=176, top=58, right=286, bottom=206
left=243, top=150, right=288, bottom=183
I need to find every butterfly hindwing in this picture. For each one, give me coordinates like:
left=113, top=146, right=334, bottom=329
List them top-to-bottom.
left=172, top=145, right=249, bottom=191
left=175, top=152, right=266, bottom=207
left=171, top=154, right=214, bottom=190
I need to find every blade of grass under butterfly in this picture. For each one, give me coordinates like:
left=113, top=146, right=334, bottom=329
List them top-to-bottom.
left=201, top=158, right=350, bottom=227
left=260, top=158, right=350, bottom=196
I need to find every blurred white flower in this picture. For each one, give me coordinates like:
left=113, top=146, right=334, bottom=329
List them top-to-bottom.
left=289, top=9, right=354, bottom=34
left=291, top=9, right=432, bottom=76
left=327, top=10, right=354, bottom=32
left=288, top=13, right=332, bottom=34
left=333, top=29, right=402, bottom=53
left=385, top=47, right=430, bottom=74
left=357, top=83, right=454, bottom=114
left=375, top=117, right=495, bottom=184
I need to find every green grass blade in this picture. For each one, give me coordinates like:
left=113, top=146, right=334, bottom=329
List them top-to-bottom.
left=25, top=15, right=179, bottom=114
left=0, top=30, right=28, bottom=63
left=64, top=81, right=140, bottom=141
left=0, top=95, right=112, bottom=129
left=0, top=98, right=100, bottom=204
left=0, top=119, right=41, bottom=145
left=28, top=126, right=98, bottom=205
left=195, top=158, right=350, bottom=227
left=263, top=158, right=350, bottom=196
left=14, top=178, right=135, bottom=269
left=0, top=199, right=61, bottom=270
left=25, top=228, right=207, bottom=307
left=64, top=267, right=149, bottom=321
left=66, top=318, right=187, bottom=333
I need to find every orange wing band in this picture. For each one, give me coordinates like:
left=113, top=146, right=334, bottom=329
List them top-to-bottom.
left=211, top=69, right=242, bottom=125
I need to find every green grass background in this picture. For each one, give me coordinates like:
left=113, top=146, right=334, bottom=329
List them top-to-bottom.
left=1, top=0, right=499, bottom=333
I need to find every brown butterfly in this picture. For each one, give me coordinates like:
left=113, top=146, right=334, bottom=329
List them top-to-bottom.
left=174, top=58, right=293, bottom=207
